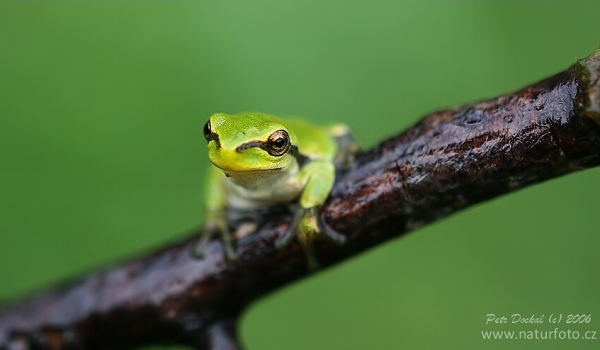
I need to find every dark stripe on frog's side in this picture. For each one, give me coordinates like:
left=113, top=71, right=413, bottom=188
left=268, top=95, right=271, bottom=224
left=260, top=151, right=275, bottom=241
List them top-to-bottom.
left=208, top=132, right=221, bottom=148
left=235, top=141, right=308, bottom=167
left=290, top=145, right=309, bottom=167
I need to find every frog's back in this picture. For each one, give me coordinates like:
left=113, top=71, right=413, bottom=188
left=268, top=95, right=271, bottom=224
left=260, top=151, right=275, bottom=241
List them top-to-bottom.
left=284, top=118, right=341, bottom=160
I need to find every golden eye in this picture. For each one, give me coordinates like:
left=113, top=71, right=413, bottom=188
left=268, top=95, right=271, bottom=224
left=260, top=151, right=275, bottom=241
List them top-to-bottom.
left=267, top=130, right=290, bottom=156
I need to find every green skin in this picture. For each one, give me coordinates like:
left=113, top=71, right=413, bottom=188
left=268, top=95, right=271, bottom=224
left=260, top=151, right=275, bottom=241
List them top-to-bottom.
left=199, top=111, right=354, bottom=265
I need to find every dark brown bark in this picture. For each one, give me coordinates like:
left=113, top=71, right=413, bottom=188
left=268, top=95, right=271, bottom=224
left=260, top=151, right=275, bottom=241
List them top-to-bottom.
left=1, top=49, right=600, bottom=350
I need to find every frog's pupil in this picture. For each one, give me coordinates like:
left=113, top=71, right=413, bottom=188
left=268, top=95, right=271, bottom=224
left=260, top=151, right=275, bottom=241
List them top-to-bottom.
left=203, top=122, right=211, bottom=141
left=274, top=138, right=285, bottom=148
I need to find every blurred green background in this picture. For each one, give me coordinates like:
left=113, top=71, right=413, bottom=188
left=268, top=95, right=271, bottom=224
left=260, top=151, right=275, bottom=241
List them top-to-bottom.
left=1, top=2, right=599, bottom=349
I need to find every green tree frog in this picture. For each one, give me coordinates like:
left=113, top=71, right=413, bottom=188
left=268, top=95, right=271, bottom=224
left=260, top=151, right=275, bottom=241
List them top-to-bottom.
left=195, top=112, right=357, bottom=267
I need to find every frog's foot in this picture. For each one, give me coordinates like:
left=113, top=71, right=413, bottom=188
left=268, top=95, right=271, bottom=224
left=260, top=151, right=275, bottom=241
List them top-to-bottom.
left=275, top=206, right=347, bottom=269
left=275, top=207, right=346, bottom=248
left=193, top=220, right=237, bottom=261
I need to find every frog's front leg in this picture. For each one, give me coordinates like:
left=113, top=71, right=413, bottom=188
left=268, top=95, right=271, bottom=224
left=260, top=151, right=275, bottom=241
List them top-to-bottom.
left=275, top=161, right=346, bottom=267
left=194, top=167, right=237, bottom=260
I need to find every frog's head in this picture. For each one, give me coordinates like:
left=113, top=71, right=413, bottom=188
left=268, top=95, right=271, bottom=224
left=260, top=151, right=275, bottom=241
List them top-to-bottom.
left=204, top=112, right=298, bottom=176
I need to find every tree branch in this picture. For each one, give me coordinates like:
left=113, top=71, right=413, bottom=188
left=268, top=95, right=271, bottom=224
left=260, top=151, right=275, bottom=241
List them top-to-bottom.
left=1, top=49, right=600, bottom=350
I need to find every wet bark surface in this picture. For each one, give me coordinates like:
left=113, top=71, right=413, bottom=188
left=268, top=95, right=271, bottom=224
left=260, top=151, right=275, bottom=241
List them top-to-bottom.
left=1, top=50, right=599, bottom=350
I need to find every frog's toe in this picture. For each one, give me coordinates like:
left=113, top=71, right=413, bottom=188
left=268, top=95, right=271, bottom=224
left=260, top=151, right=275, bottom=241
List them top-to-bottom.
left=275, top=207, right=304, bottom=249
left=318, top=216, right=347, bottom=245
left=193, top=222, right=237, bottom=260
left=217, top=223, right=237, bottom=260
left=275, top=227, right=296, bottom=249
left=221, top=229, right=237, bottom=261
left=192, top=230, right=213, bottom=259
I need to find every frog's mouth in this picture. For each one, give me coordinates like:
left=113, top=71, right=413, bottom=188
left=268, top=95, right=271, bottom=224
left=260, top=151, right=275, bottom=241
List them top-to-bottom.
left=222, top=168, right=283, bottom=177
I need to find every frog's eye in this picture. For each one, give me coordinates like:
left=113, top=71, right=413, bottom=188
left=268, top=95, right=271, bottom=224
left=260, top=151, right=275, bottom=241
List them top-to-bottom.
left=203, top=121, right=211, bottom=142
left=267, top=130, right=290, bottom=156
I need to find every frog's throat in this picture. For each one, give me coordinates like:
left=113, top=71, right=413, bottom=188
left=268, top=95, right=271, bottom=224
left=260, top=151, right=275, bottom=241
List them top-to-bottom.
left=223, top=161, right=300, bottom=191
